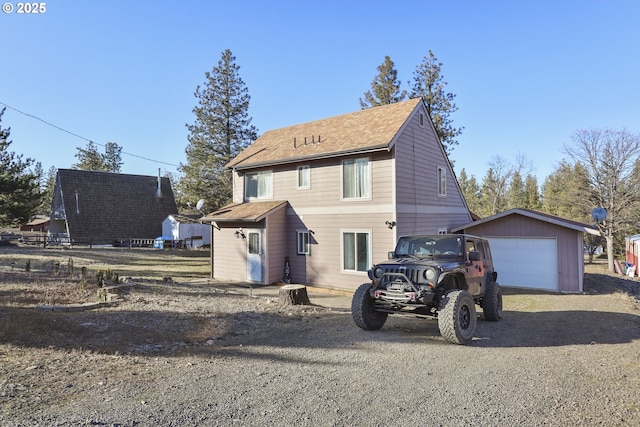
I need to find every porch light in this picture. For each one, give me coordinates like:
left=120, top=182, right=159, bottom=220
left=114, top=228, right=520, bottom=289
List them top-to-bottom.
left=234, top=228, right=246, bottom=240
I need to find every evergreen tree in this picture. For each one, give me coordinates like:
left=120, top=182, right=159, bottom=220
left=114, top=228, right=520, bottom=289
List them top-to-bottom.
left=179, top=49, right=258, bottom=212
left=410, top=50, right=463, bottom=156
left=360, top=56, right=407, bottom=109
left=0, top=107, right=42, bottom=226
left=73, top=141, right=122, bottom=172
left=103, top=142, right=123, bottom=173
left=541, top=161, right=591, bottom=221
left=38, top=166, right=57, bottom=215
left=458, top=168, right=481, bottom=215
left=507, top=170, right=527, bottom=209
left=524, top=174, right=541, bottom=210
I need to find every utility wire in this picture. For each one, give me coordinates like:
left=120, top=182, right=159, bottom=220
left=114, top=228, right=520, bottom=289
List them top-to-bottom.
left=0, top=101, right=180, bottom=168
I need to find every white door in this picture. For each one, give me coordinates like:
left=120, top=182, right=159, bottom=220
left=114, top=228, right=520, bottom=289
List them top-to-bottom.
left=246, top=230, right=262, bottom=283
left=487, top=237, right=558, bottom=291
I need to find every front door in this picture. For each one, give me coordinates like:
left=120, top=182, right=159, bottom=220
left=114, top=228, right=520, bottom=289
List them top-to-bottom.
left=246, top=230, right=262, bottom=282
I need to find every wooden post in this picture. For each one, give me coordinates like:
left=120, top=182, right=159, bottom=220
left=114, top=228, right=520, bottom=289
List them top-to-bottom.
left=278, top=284, right=311, bottom=305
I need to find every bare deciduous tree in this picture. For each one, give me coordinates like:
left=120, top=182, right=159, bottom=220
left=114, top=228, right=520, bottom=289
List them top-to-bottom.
left=564, top=128, right=640, bottom=271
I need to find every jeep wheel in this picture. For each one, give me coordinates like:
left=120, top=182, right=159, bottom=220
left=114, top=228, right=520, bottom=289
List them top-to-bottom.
left=482, top=281, right=503, bottom=321
left=351, top=284, right=388, bottom=331
left=438, top=290, right=476, bottom=345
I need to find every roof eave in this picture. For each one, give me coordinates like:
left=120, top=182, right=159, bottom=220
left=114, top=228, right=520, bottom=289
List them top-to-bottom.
left=227, top=144, right=391, bottom=171
left=201, top=201, right=288, bottom=223
left=451, top=209, right=599, bottom=234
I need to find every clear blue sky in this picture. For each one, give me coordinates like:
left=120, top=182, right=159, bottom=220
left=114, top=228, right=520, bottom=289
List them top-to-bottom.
left=2, top=0, right=639, bottom=185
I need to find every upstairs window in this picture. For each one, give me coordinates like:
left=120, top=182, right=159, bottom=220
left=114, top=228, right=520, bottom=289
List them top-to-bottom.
left=342, top=157, right=371, bottom=200
left=297, top=165, right=310, bottom=189
left=437, top=166, right=446, bottom=196
left=245, top=170, right=273, bottom=200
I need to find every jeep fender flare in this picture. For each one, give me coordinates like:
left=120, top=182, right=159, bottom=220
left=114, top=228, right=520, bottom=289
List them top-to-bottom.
left=440, top=272, right=468, bottom=292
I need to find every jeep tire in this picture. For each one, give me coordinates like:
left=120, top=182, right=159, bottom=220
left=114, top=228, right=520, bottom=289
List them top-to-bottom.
left=482, top=281, right=503, bottom=321
left=352, top=283, right=388, bottom=331
left=438, top=289, right=476, bottom=345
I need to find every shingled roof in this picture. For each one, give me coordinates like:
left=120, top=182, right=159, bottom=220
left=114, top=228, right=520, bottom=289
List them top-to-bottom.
left=227, top=98, right=424, bottom=170
left=53, top=169, right=178, bottom=243
left=202, top=200, right=288, bottom=223
left=451, top=208, right=600, bottom=235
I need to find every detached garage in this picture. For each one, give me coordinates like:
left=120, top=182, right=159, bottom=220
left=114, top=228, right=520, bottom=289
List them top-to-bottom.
left=452, top=209, right=598, bottom=293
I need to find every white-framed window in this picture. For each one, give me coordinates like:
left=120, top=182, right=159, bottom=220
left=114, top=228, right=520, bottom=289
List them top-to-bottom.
left=342, top=157, right=371, bottom=200
left=297, top=165, right=310, bottom=189
left=437, top=166, right=446, bottom=196
left=245, top=170, right=273, bottom=200
left=297, top=229, right=311, bottom=255
left=342, top=230, right=371, bottom=273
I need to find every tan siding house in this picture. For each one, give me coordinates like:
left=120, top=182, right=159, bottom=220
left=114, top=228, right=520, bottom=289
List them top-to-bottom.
left=203, top=98, right=473, bottom=290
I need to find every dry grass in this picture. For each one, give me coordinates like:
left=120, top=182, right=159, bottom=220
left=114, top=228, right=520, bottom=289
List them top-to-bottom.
left=0, top=243, right=210, bottom=283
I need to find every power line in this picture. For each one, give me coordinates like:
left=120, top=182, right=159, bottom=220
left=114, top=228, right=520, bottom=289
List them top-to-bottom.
left=0, top=101, right=180, bottom=168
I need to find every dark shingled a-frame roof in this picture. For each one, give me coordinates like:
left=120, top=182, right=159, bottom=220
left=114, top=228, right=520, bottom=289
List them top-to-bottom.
left=50, top=169, right=178, bottom=244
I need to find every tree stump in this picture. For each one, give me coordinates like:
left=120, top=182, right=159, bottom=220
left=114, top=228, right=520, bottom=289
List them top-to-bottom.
left=278, top=284, right=311, bottom=305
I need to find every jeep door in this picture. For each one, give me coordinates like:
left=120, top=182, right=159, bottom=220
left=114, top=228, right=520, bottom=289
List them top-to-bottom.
left=465, top=237, right=484, bottom=295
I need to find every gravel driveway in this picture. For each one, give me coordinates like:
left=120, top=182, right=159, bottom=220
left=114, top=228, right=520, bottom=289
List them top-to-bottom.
left=1, top=268, right=639, bottom=426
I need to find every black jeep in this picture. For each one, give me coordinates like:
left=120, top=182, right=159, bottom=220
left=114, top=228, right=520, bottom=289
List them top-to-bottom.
left=351, top=234, right=502, bottom=344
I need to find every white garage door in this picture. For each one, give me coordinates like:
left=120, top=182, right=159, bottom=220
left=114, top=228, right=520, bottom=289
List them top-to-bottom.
left=487, top=237, right=558, bottom=291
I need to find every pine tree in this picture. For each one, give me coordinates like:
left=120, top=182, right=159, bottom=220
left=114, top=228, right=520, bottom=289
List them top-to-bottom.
left=179, top=49, right=258, bottom=212
left=410, top=50, right=463, bottom=156
left=360, top=56, right=407, bottom=109
left=0, top=107, right=42, bottom=226
left=73, top=141, right=122, bottom=172
left=103, top=142, right=123, bottom=173
left=541, top=161, right=590, bottom=220
left=38, top=166, right=57, bottom=215
left=458, top=168, right=481, bottom=215
left=507, top=171, right=527, bottom=209
left=524, top=175, right=541, bottom=210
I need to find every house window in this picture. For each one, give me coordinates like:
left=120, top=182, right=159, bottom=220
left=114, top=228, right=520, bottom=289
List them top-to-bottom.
left=419, top=113, right=425, bottom=127
left=342, top=157, right=371, bottom=199
left=297, top=165, right=310, bottom=189
left=437, top=166, right=446, bottom=196
left=245, top=170, right=273, bottom=199
left=297, top=230, right=311, bottom=255
left=342, top=231, right=370, bottom=272
left=248, top=232, right=260, bottom=254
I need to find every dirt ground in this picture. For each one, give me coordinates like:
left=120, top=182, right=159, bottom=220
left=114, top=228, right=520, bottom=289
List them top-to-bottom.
left=1, top=244, right=639, bottom=425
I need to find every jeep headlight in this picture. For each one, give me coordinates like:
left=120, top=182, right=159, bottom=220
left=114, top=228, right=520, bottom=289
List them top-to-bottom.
left=368, top=266, right=384, bottom=281
left=424, top=267, right=437, bottom=281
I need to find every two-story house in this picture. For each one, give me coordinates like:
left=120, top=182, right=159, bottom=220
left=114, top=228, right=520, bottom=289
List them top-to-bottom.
left=203, top=98, right=472, bottom=290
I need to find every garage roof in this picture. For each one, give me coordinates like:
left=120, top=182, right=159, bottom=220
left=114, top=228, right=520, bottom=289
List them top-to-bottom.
left=451, top=208, right=599, bottom=235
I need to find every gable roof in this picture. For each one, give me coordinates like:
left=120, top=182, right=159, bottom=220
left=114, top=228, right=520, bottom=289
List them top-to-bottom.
left=227, top=98, right=424, bottom=170
left=53, top=169, right=178, bottom=242
left=202, top=200, right=288, bottom=223
left=451, top=208, right=599, bottom=235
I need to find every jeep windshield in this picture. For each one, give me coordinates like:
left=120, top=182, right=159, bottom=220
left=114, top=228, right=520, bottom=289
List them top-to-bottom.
left=394, top=235, right=463, bottom=258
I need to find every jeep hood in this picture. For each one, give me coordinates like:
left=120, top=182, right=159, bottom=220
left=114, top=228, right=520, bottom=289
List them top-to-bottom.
left=375, top=257, right=461, bottom=270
